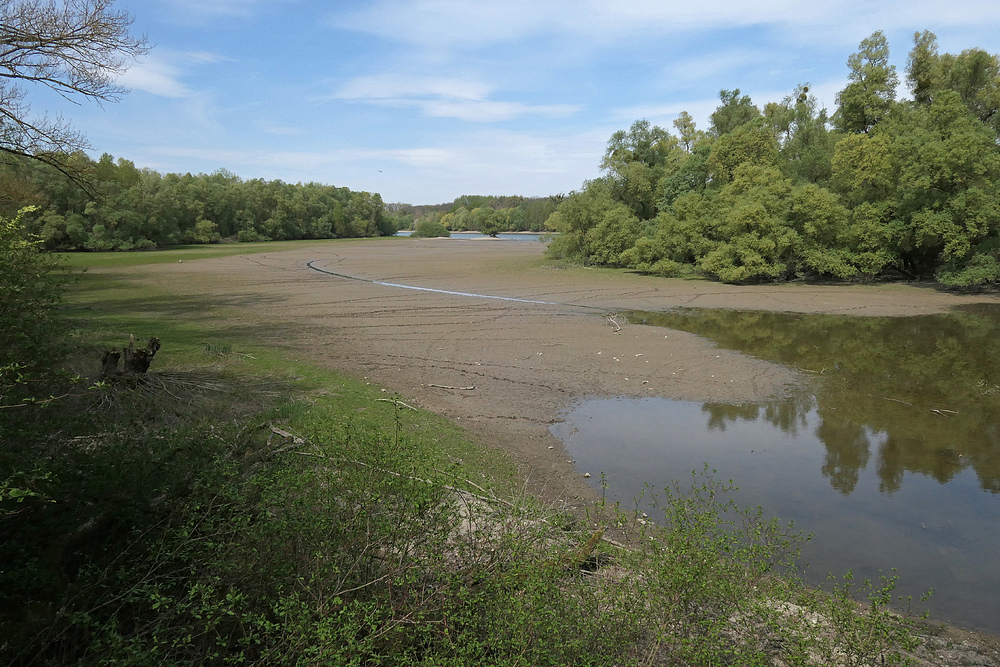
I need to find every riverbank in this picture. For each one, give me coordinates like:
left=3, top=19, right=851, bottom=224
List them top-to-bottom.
left=57, top=236, right=1000, bottom=663
left=120, top=238, right=998, bottom=506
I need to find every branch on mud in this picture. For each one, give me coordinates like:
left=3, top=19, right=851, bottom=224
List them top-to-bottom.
left=606, top=313, right=627, bottom=333
left=426, top=384, right=476, bottom=391
left=376, top=398, right=418, bottom=410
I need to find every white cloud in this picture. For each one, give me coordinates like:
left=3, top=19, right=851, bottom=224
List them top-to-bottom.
left=333, top=0, right=560, bottom=47
left=334, top=0, right=822, bottom=47
left=660, top=50, right=771, bottom=87
left=119, top=51, right=231, bottom=99
left=120, top=56, right=193, bottom=98
left=334, top=74, right=581, bottom=122
left=338, top=75, right=491, bottom=102
left=254, top=120, right=300, bottom=136
left=133, top=125, right=608, bottom=202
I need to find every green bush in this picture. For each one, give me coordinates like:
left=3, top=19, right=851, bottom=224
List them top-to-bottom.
left=0, top=207, right=69, bottom=372
left=412, top=220, right=451, bottom=237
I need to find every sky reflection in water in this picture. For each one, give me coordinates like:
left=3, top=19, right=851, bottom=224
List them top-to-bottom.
left=551, top=305, right=1000, bottom=633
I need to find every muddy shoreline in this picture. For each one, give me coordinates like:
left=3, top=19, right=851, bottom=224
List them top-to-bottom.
left=132, top=238, right=1000, bottom=507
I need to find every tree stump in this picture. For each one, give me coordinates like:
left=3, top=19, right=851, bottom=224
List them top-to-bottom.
left=100, top=335, right=160, bottom=379
left=100, top=349, right=121, bottom=379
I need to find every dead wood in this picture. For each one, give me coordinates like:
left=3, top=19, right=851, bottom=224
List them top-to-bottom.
left=100, top=335, right=161, bottom=379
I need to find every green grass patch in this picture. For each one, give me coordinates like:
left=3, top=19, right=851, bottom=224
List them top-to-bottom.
left=57, top=236, right=409, bottom=269
left=55, top=261, right=522, bottom=496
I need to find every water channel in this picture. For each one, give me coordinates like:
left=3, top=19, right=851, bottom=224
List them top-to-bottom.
left=396, top=231, right=548, bottom=242
left=551, top=305, right=1000, bottom=634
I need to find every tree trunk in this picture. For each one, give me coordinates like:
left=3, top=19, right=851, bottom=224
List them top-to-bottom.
left=100, top=335, right=160, bottom=379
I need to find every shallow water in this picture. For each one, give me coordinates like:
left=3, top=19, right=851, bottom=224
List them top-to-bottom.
left=396, top=231, right=548, bottom=242
left=551, top=305, right=1000, bottom=633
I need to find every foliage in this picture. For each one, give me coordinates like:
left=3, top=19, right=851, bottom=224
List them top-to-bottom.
left=548, top=30, right=1000, bottom=286
left=835, top=31, right=899, bottom=134
left=710, top=88, right=761, bottom=136
left=706, top=117, right=780, bottom=184
left=1, top=153, right=394, bottom=250
left=622, top=166, right=856, bottom=282
left=399, top=194, right=560, bottom=235
left=0, top=207, right=70, bottom=373
left=412, top=219, right=451, bottom=237
left=0, top=378, right=928, bottom=665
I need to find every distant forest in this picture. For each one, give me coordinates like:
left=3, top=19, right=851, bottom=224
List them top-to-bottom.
left=547, top=30, right=1000, bottom=286
left=0, top=149, right=560, bottom=251
left=0, top=152, right=395, bottom=250
left=391, top=195, right=561, bottom=235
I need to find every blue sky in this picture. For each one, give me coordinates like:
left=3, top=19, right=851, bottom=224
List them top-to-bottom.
left=39, top=0, right=1000, bottom=204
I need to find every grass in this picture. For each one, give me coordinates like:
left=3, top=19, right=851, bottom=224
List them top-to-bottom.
left=56, top=236, right=409, bottom=269
left=0, top=244, right=935, bottom=666
left=54, top=260, right=523, bottom=498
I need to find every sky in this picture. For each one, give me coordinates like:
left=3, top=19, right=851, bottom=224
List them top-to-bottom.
left=33, top=0, right=1000, bottom=205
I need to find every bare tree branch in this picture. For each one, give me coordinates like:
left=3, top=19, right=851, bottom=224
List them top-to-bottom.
left=0, top=0, right=148, bottom=185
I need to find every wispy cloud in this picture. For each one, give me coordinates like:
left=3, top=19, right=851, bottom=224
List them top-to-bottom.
left=159, top=0, right=290, bottom=19
left=335, top=0, right=1000, bottom=52
left=119, top=51, right=230, bottom=98
left=120, top=56, right=193, bottom=98
left=334, top=74, right=580, bottom=122
left=254, top=121, right=301, bottom=136
left=136, top=125, right=608, bottom=201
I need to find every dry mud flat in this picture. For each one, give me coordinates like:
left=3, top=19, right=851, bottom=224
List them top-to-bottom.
left=133, top=238, right=998, bottom=506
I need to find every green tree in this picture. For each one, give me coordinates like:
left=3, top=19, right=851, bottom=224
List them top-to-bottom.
left=907, top=30, right=941, bottom=106
left=835, top=31, right=899, bottom=134
left=907, top=31, right=1000, bottom=132
left=777, top=85, right=838, bottom=185
left=710, top=89, right=760, bottom=136
left=895, top=91, right=1000, bottom=283
left=672, top=111, right=705, bottom=152
left=706, top=117, right=779, bottom=184
left=601, top=119, right=682, bottom=219
left=657, top=142, right=713, bottom=210
left=545, top=181, right=616, bottom=261
left=584, top=203, right=642, bottom=265
left=478, top=208, right=507, bottom=237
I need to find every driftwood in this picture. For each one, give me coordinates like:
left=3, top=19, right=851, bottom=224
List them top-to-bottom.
left=100, top=335, right=161, bottom=380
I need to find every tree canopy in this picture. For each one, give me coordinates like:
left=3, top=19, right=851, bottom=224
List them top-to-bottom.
left=547, top=30, right=1000, bottom=287
left=1, top=151, right=395, bottom=249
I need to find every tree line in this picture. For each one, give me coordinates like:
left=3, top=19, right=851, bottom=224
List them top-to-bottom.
left=547, top=31, right=1000, bottom=286
left=0, top=152, right=395, bottom=251
left=390, top=194, right=561, bottom=236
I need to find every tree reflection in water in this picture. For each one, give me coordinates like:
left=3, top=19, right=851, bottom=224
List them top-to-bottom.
left=629, top=305, right=1000, bottom=496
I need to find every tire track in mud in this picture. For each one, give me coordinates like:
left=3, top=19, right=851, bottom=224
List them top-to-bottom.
left=305, top=260, right=617, bottom=316
left=307, top=260, right=563, bottom=306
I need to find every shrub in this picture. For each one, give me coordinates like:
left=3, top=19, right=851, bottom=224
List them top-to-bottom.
left=0, top=207, right=69, bottom=372
left=412, top=220, right=451, bottom=237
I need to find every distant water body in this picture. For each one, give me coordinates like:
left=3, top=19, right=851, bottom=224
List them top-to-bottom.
left=396, top=231, right=549, bottom=242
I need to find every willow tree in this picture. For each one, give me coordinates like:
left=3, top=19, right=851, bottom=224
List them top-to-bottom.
left=835, top=31, right=899, bottom=134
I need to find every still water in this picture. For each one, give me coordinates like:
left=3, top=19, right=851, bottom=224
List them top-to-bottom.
left=396, top=231, right=548, bottom=242
left=551, top=305, right=1000, bottom=633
